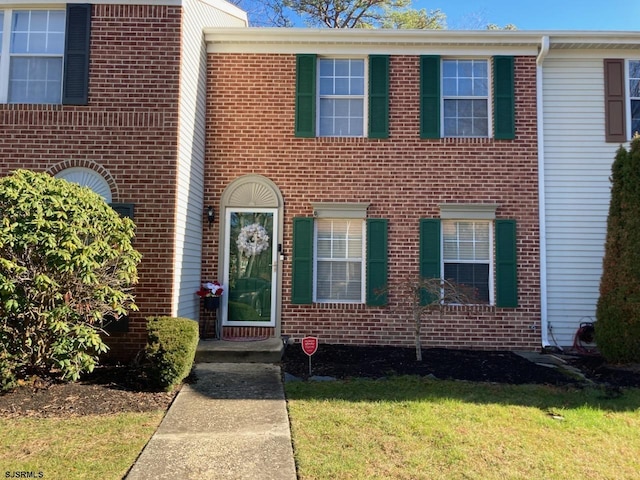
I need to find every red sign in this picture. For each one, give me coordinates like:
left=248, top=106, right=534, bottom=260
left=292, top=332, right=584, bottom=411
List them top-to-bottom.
left=301, top=337, right=318, bottom=356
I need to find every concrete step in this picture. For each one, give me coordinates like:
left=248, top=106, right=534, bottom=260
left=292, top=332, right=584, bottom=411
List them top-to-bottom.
left=195, top=337, right=285, bottom=363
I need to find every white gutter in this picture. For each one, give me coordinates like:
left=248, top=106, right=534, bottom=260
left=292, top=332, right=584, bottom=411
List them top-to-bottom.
left=537, top=35, right=551, bottom=348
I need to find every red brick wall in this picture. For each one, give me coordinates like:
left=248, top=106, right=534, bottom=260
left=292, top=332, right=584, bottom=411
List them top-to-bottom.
left=0, top=4, right=182, bottom=359
left=205, top=53, right=541, bottom=350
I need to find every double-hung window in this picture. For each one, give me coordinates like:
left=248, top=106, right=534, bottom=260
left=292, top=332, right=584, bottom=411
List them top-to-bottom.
left=0, top=6, right=90, bottom=105
left=6, top=10, right=65, bottom=104
left=318, top=58, right=365, bottom=137
left=442, top=59, right=489, bottom=137
left=630, top=60, right=640, bottom=137
left=291, top=207, right=388, bottom=306
left=315, top=218, right=365, bottom=302
left=442, top=220, right=492, bottom=304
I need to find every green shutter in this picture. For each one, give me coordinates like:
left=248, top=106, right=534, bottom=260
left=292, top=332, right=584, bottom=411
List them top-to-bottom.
left=63, top=4, right=91, bottom=105
left=295, top=54, right=316, bottom=137
left=369, top=55, right=389, bottom=139
left=420, top=55, right=440, bottom=139
left=493, top=56, right=515, bottom=140
left=110, top=203, right=135, bottom=219
left=291, top=217, right=314, bottom=304
left=366, top=219, right=388, bottom=306
left=419, top=219, right=441, bottom=305
left=495, top=219, right=518, bottom=307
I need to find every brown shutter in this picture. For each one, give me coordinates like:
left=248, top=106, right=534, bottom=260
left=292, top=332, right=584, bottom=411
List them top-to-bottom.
left=604, top=59, right=627, bottom=143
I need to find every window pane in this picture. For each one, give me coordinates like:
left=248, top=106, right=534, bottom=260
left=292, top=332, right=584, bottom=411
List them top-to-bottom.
left=12, top=10, right=65, bottom=54
left=0, top=12, right=4, bottom=50
left=9, top=57, right=62, bottom=103
left=630, top=61, right=640, bottom=80
left=631, top=79, right=640, bottom=98
left=632, top=100, right=640, bottom=136
left=444, top=263, right=489, bottom=303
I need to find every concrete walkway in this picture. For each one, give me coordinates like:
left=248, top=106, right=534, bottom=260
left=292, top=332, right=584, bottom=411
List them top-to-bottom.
left=126, top=363, right=297, bottom=480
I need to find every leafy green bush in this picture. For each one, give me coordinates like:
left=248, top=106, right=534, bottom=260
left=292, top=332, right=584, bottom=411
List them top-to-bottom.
left=596, top=137, right=640, bottom=362
left=0, top=170, right=141, bottom=390
left=145, top=317, right=199, bottom=391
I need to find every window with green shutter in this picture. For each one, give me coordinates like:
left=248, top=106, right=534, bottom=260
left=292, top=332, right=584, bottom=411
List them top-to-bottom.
left=295, top=55, right=390, bottom=138
left=420, top=55, right=515, bottom=139
left=291, top=212, right=387, bottom=305
left=419, top=216, right=518, bottom=307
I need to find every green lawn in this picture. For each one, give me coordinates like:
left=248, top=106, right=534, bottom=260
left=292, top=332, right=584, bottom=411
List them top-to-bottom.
left=287, top=377, right=640, bottom=480
left=0, top=411, right=164, bottom=479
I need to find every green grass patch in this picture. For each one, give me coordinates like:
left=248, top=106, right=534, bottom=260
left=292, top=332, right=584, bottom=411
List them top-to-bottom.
left=287, top=377, right=640, bottom=480
left=0, top=411, right=164, bottom=479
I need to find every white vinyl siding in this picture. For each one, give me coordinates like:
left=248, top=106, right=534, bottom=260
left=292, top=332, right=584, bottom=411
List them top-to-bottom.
left=173, top=0, right=247, bottom=318
left=542, top=55, right=627, bottom=346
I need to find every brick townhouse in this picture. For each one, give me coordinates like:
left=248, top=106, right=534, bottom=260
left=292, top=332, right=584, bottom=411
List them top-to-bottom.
left=0, top=0, right=247, bottom=359
left=3, top=0, right=637, bottom=357
left=202, top=29, right=543, bottom=350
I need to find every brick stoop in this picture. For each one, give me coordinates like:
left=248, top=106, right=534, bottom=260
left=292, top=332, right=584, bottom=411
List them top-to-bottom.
left=195, top=338, right=285, bottom=363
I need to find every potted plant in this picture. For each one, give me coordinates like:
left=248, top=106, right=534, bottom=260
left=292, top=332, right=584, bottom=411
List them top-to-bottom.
left=196, top=281, right=223, bottom=311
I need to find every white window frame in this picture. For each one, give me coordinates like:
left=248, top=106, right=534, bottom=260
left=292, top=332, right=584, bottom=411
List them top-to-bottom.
left=0, top=8, right=65, bottom=104
left=317, top=56, right=368, bottom=138
left=441, top=58, right=492, bottom=138
left=628, top=59, right=640, bottom=138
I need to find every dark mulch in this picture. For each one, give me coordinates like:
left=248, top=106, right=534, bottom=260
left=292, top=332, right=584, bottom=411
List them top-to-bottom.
left=281, top=343, right=640, bottom=388
left=1, top=345, right=639, bottom=418
left=0, top=365, right=178, bottom=419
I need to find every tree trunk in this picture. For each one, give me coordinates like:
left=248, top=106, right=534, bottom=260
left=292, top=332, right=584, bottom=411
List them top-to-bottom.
left=414, top=309, right=422, bottom=361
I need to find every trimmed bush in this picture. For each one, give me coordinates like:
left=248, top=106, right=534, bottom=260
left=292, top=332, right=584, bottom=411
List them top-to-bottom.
left=596, top=137, right=640, bottom=362
left=145, top=317, right=199, bottom=391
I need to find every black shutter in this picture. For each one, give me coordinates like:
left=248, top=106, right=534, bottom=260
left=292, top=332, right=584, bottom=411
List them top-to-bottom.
left=63, top=4, right=91, bottom=105
left=110, top=203, right=135, bottom=219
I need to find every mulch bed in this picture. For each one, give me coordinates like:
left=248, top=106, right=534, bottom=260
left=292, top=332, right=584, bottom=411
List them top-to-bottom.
left=1, top=344, right=639, bottom=418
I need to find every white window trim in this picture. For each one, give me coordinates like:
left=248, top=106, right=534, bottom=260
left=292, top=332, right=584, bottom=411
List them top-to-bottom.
left=0, top=8, right=65, bottom=104
left=316, top=56, right=368, bottom=138
left=441, top=57, right=493, bottom=138
left=627, top=59, right=640, bottom=139
left=312, top=216, right=367, bottom=304
left=441, top=218, right=495, bottom=306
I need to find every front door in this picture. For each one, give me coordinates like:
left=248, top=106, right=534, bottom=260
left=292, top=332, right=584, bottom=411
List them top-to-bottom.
left=223, top=208, right=278, bottom=327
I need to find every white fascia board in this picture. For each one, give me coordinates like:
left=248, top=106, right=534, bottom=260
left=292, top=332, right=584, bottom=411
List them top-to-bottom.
left=205, top=27, right=541, bottom=55
left=205, top=28, right=640, bottom=56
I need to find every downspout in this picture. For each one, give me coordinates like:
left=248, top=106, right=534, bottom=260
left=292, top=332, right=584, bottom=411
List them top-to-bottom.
left=537, top=36, right=551, bottom=348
